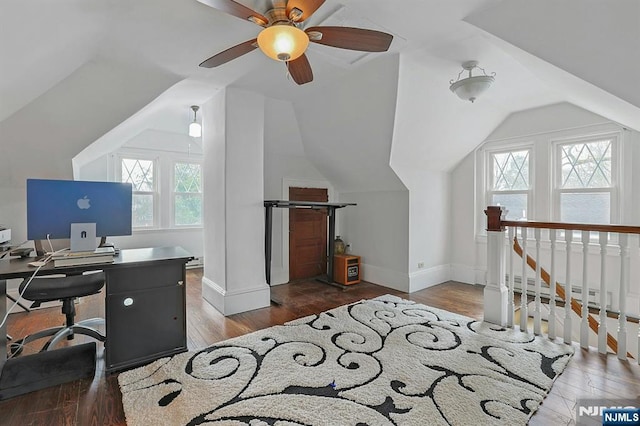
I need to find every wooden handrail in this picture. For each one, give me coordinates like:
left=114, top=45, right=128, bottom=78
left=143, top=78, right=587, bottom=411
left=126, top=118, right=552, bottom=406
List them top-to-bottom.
left=485, top=206, right=640, bottom=234
left=503, top=220, right=640, bottom=234
left=512, top=237, right=634, bottom=359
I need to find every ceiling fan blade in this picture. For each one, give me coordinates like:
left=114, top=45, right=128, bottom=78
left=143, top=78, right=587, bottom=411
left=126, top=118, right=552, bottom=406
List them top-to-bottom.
left=197, top=0, right=268, bottom=26
left=286, top=0, right=325, bottom=22
left=305, top=26, right=393, bottom=52
left=199, top=39, right=258, bottom=68
left=287, top=54, right=313, bottom=85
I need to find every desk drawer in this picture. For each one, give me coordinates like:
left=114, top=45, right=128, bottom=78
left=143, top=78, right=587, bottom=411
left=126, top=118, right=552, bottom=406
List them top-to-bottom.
left=106, top=262, right=184, bottom=295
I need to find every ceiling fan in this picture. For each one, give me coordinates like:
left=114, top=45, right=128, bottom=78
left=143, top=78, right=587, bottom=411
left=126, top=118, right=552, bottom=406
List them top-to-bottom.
left=197, top=0, right=394, bottom=85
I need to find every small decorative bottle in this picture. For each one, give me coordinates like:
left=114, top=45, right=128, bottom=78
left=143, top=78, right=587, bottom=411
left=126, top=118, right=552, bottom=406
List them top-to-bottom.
left=334, top=236, right=345, bottom=255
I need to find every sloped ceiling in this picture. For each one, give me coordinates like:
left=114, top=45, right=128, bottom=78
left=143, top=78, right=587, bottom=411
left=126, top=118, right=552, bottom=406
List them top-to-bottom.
left=1, top=0, right=639, bottom=192
left=465, top=0, right=640, bottom=131
left=292, top=54, right=404, bottom=193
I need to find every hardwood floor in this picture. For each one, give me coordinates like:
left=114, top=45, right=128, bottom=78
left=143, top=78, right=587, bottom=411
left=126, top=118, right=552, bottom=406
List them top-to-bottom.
left=1, top=269, right=638, bottom=425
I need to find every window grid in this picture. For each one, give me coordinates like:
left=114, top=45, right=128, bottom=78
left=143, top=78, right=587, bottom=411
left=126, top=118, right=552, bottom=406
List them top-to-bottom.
left=554, top=137, right=617, bottom=225
left=487, top=148, right=532, bottom=221
left=121, top=157, right=157, bottom=228
left=173, top=162, right=202, bottom=227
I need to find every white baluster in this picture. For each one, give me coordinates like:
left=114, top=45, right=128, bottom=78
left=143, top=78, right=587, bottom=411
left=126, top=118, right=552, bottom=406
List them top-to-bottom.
left=508, top=227, right=515, bottom=327
left=520, top=227, right=528, bottom=332
left=534, top=228, right=542, bottom=335
left=549, top=229, right=557, bottom=340
left=564, top=230, right=573, bottom=344
left=580, top=231, right=590, bottom=349
left=598, top=232, right=608, bottom=354
left=618, top=233, right=629, bottom=360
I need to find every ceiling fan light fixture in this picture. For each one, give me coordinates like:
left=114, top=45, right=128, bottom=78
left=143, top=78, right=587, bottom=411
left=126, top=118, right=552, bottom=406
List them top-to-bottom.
left=257, top=25, right=309, bottom=62
left=449, top=61, right=495, bottom=103
left=188, top=105, right=202, bottom=138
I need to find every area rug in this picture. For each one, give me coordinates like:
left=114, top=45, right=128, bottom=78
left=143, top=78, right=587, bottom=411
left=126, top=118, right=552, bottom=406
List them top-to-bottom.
left=118, top=295, right=574, bottom=425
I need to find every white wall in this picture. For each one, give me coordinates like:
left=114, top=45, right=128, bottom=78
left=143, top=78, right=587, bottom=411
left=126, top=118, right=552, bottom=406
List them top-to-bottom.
left=466, top=0, right=640, bottom=119
left=0, top=54, right=179, bottom=246
left=293, top=54, right=405, bottom=193
left=0, top=55, right=179, bottom=192
left=202, top=88, right=270, bottom=315
left=263, top=98, right=327, bottom=285
left=450, top=102, right=640, bottom=305
left=74, top=128, right=205, bottom=259
left=403, top=170, right=452, bottom=292
left=339, top=190, right=410, bottom=291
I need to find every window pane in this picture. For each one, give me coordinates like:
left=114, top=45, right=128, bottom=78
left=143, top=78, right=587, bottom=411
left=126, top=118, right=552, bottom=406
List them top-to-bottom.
left=560, top=140, right=611, bottom=189
left=492, top=150, right=529, bottom=191
left=122, top=158, right=154, bottom=191
left=175, top=163, right=202, bottom=193
left=132, top=193, right=154, bottom=227
left=492, top=193, right=527, bottom=220
left=560, top=193, right=610, bottom=224
left=175, top=194, right=202, bottom=226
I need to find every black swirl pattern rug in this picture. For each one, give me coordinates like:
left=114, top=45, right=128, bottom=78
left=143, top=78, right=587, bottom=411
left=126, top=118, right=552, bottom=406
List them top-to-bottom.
left=118, top=295, right=574, bottom=425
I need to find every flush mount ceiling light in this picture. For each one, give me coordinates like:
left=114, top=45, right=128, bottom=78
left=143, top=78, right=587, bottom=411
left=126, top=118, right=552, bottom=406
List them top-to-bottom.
left=449, top=61, right=496, bottom=103
left=189, top=105, right=202, bottom=138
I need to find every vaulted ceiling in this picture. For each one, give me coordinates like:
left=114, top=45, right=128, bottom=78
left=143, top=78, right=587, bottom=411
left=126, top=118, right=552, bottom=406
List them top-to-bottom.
left=1, top=0, right=639, bottom=188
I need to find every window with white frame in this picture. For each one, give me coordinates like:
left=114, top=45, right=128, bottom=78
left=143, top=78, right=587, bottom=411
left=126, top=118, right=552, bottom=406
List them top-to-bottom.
left=554, top=136, right=617, bottom=224
left=487, top=148, right=532, bottom=221
left=121, top=157, right=157, bottom=228
left=173, top=162, right=202, bottom=226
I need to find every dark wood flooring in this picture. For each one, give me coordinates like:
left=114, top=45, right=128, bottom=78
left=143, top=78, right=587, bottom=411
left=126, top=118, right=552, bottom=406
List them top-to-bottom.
left=1, top=270, right=638, bottom=425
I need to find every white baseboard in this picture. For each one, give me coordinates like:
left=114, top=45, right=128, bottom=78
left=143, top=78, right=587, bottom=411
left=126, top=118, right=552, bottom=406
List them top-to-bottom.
left=360, top=263, right=410, bottom=292
left=450, top=263, right=486, bottom=285
left=409, top=264, right=451, bottom=293
left=268, top=266, right=288, bottom=286
left=201, top=277, right=270, bottom=316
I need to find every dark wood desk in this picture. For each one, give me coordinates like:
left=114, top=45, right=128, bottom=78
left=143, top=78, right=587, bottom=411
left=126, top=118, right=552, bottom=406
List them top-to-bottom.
left=0, top=246, right=192, bottom=399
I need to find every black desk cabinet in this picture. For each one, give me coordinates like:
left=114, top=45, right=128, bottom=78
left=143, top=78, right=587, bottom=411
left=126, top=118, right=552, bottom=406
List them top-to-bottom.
left=105, top=259, right=187, bottom=373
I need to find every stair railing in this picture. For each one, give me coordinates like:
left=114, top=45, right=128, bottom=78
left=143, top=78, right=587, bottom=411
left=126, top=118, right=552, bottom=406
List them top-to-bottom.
left=484, top=206, right=639, bottom=362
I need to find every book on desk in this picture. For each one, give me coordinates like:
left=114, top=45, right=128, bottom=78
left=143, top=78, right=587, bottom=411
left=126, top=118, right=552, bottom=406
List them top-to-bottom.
left=51, top=247, right=115, bottom=267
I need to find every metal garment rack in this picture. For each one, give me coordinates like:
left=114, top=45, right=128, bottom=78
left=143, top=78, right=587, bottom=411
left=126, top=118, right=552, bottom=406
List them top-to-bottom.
left=263, top=200, right=356, bottom=286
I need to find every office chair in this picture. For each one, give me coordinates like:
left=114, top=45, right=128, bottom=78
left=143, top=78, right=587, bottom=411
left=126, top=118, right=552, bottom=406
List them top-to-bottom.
left=9, top=239, right=106, bottom=356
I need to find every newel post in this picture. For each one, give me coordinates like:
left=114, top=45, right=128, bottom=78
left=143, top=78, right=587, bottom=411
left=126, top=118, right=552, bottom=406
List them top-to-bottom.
left=484, top=206, right=508, bottom=326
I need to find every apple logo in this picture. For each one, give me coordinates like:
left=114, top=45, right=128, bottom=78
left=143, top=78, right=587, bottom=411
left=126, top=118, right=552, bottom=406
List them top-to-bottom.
left=77, top=196, right=91, bottom=210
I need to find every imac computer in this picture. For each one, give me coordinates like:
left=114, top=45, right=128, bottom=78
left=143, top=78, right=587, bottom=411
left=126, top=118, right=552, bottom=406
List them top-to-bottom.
left=27, top=179, right=133, bottom=251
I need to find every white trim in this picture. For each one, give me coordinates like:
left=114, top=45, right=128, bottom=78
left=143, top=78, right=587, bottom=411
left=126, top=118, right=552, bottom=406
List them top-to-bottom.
left=481, top=120, right=618, bottom=145
left=475, top=122, right=625, bottom=238
left=551, top=131, right=621, bottom=223
left=486, top=145, right=534, bottom=222
left=117, top=153, right=160, bottom=229
left=171, top=160, right=203, bottom=228
left=279, top=178, right=335, bottom=284
left=360, top=263, right=409, bottom=292
left=450, top=263, right=484, bottom=285
left=408, top=264, right=451, bottom=293
left=201, top=277, right=270, bottom=316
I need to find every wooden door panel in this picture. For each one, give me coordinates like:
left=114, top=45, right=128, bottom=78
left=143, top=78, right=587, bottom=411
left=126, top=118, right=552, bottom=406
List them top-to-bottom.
left=289, top=187, right=328, bottom=280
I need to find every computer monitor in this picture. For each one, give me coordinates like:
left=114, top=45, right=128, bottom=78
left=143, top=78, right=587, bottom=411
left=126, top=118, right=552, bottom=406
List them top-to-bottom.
left=27, top=179, right=133, bottom=241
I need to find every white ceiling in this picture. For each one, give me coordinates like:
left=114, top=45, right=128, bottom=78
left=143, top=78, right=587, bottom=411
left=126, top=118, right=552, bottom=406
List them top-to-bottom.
left=2, top=0, right=639, bottom=172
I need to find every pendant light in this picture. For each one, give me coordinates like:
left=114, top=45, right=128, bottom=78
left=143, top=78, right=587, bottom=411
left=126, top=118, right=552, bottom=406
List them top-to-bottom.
left=189, top=105, right=202, bottom=137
